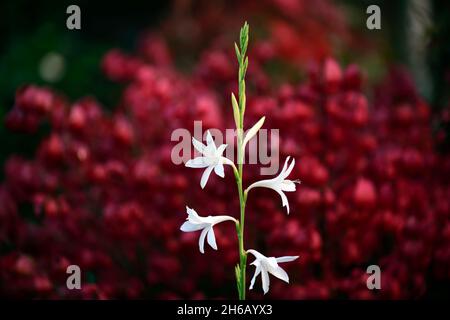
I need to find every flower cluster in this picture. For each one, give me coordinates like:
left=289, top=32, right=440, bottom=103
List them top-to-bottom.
left=0, top=6, right=449, bottom=299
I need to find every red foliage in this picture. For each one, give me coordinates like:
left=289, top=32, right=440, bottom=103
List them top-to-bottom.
left=0, top=1, right=449, bottom=298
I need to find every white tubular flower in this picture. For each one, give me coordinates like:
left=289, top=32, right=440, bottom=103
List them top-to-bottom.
left=186, top=130, right=235, bottom=189
left=246, top=156, right=299, bottom=214
left=180, top=207, right=237, bottom=254
left=247, top=249, right=299, bottom=295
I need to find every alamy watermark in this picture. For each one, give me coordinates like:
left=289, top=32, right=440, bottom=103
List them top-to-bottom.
left=66, top=5, right=81, bottom=30
left=366, top=5, right=381, bottom=30
left=66, top=264, right=81, bottom=290
left=366, top=265, right=381, bottom=290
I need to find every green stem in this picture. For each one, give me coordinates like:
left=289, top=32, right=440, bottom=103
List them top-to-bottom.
left=233, top=22, right=249, bottom=300
left=237, top=108, right=247, bottom=300
left=234, top=122, right=247, bottom=300
left=236, top=165, right=247, bottom=300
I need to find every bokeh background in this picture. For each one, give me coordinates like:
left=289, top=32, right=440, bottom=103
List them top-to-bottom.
left=0, top=0, right=449, bottom=299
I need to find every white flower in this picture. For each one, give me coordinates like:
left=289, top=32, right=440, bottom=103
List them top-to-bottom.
left=186, top=130, right=234, bottom=189
left=246, top=156, right=299, bottom=214
left=180, top=207, right=237, bottom=254
left=247, top=249, right=299, bottom=295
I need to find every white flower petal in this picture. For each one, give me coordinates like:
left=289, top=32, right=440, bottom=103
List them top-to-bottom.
left=206, top=131, right=215, bottom=150
left=192, top=137, right=206, bottom=153
left=215, top=144, right=227, bottom=156
left=203, top=145, right=216, bottom=158
left=281, top=156, right=291, bottom=173
left=186, top=157, right=209, bottom=168
left=280, top=157, right=295, bottom=180
left=214, top=163, right=225, bottom=178
left=200, top=166, right=214, bottom=189
left=246, top=179, right=271, bottom=192
left=280, top=180, right=297, bottom=192
left=275, top=188, right=290, bottom=214
left=186, top=206, right=203, bottom=223
left=209, top=215, right=238, bottom=225
left=180, top=221, right=205, bottom=232
left=198, top=227, right=209, bottom=254
left=207, top=227, right=218, bottom=250
left=247, top=249, right=266, bottom=261
left=275, top=256, right=299, bottom=263
left=249, top=264, right=261, bottom=290
left=268, top=265, right=290, bottom=283
left=261, top=269, right=270, bottom=294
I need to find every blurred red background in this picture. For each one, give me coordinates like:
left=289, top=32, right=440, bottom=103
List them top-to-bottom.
left=0, top=0, right=449, bottom=299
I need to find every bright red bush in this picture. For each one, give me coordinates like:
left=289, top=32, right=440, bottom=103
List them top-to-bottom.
left=0, top=2, right=449, bottom=298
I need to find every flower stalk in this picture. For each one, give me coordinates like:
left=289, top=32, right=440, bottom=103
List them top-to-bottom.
left=181, top=21, right=299, bottom=300
left=234, top=22, right=249, bottom=300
